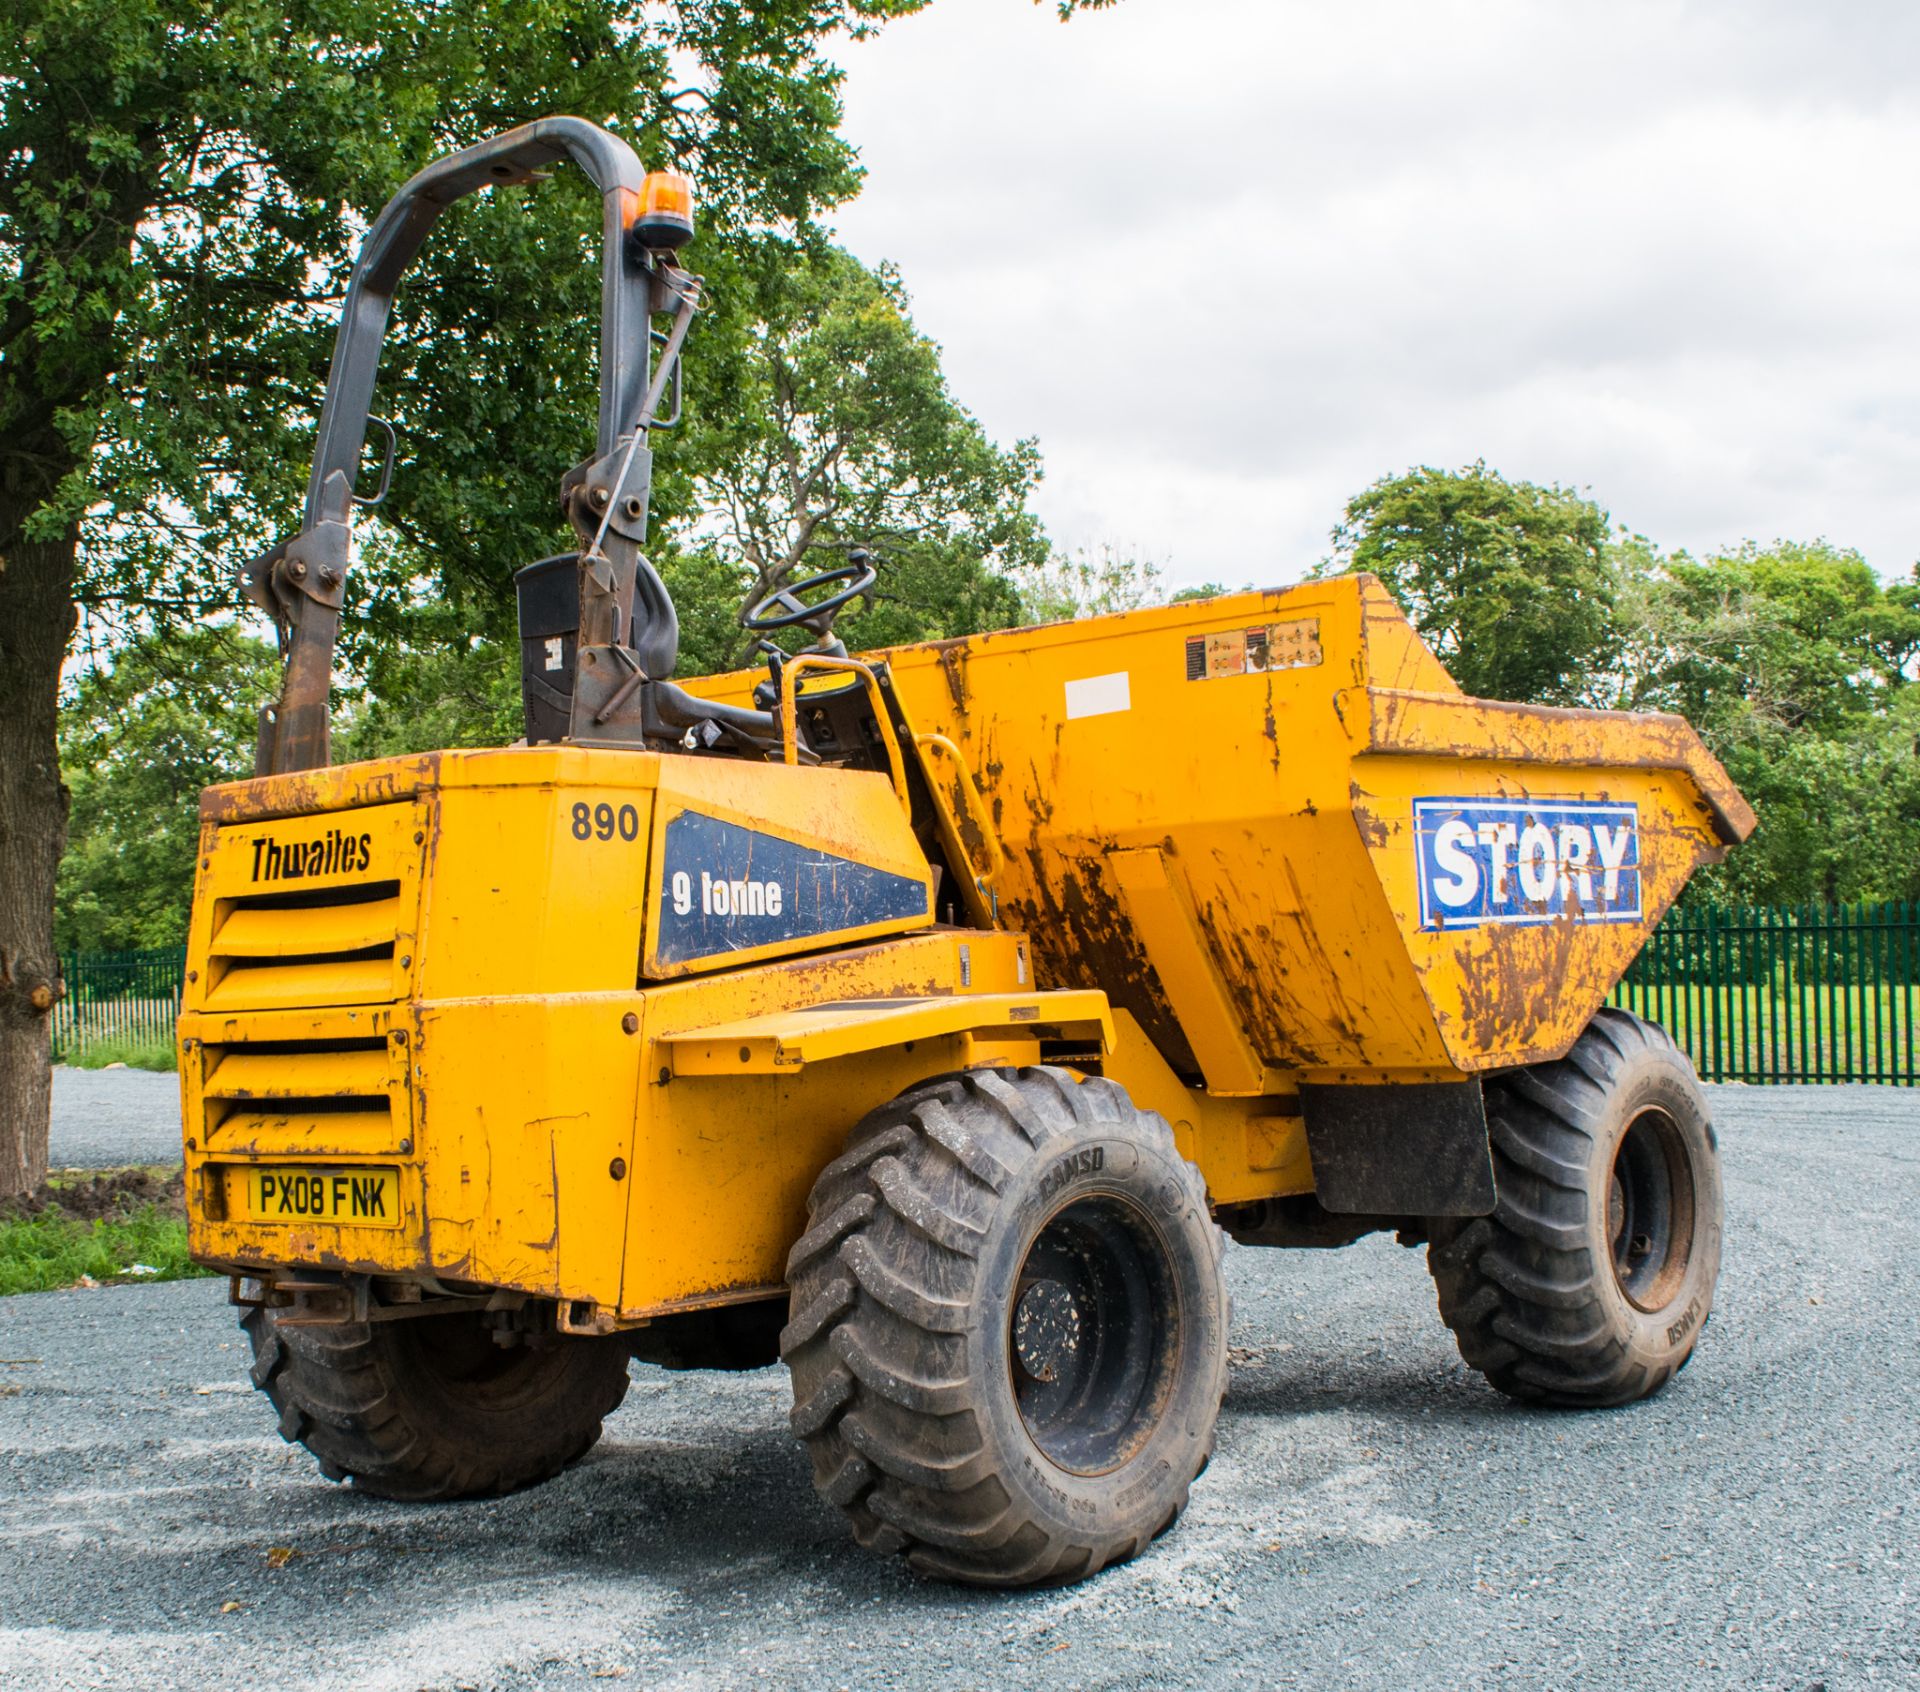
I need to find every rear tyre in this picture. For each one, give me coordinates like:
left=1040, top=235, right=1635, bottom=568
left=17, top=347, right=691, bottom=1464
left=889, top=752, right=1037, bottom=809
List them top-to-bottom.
left=1427, top=1009, right=1723, bottom=1407
left=782, top=1066, right=1227, bottom=1588
left=242, top=1305, right=630, bottom=1499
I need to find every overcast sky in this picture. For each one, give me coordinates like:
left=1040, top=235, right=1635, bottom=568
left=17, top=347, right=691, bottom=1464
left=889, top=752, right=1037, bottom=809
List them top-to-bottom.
left=828, top=0, right=1920, bottom=590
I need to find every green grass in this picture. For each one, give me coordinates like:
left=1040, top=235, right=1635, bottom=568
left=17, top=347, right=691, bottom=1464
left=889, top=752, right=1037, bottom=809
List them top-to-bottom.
left=56, top=1033, right=177, bottom=1071
left=0, top=1204, right=209, bottom=1296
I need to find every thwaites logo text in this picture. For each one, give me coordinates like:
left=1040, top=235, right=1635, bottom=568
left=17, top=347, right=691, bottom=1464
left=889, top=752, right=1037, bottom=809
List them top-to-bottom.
left=1413, top=798, right=1641, bottom=930
left=250, top=827, right=373, bottom=883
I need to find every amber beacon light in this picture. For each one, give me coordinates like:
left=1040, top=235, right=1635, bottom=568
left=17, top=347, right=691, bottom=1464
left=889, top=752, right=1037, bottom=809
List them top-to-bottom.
left=633, top=169, right=695, bottom=251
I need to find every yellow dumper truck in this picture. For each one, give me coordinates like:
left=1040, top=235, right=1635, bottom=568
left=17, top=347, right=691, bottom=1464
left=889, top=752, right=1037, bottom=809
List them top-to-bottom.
left=180, top=119, right=1753, bottom=1587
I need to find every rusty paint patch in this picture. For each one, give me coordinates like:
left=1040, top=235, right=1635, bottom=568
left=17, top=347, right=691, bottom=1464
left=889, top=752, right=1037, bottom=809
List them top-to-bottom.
left=929, top=638, right=972, bottom=722
left=1262, top=673, right=1281, bottom=773
left=1366, top=688, right=1755, bottom=845
left=201, top=753, right=445, bottom=823
left=941, top=769, right=993, bottom=863
left=1348, top=785, right=1390, bottom=848
left=1008, top=844, right=1202, bottom=1080
left=1198, top=902, right=1332, bottom=1070
left=1445, top=907, right=1587, bottom=1061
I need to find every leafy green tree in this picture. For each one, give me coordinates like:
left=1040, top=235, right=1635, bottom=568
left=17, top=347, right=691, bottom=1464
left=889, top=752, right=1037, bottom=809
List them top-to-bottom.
left=0, top=0, right=930, bottom=1195
left=678, top=246, right=1046, bottom=665
left=1320, top=461, right=1618, bottom=704
left=1619, top=540, right=1920, bottom=906
left=1625, top=540, right=1910, bottom=732
left=1018, top=545, right=1186, bottom=623
left=659, top=550, right=767, bottom=680
left=1860, top=566, right=1920, bottom=691
left=56, top=627, right=280, bottom=952
left=335, top=632, right=526, bottom=764
left=1678, top=703, right=1920, bottom=908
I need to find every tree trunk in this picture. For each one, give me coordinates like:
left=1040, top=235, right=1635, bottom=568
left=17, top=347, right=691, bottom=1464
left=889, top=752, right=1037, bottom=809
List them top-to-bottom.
left=0, top=521, right=77, bottom=1199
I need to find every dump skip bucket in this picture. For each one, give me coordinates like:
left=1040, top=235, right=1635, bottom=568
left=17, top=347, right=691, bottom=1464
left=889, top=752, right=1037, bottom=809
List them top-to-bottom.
left=873, top=575, right=1752, bottom=1088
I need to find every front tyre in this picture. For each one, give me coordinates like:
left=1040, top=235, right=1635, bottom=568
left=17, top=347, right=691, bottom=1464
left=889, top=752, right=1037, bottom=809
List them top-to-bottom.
left=1427, top=1009, right=1723, bottom=1407
left=781, top=1067, right=1227, bottom=1587
left=243, top=1305, right=630, bottom=1500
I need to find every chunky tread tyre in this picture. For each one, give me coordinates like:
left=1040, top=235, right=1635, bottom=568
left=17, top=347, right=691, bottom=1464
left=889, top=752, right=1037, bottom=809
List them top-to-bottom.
left=1428, top=1009, right=1723, bottom=1408
left=782, top=1066, right=1227, bottom=1588
left=242, top=1306, right=630, bottom=1500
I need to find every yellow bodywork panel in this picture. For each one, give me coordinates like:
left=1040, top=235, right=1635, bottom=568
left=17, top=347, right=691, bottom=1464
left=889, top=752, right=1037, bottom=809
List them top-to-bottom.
left=186, top=797, right=428, bottom=1014
left=1105, top=847, right=1275, bottom=1095
left=662, top=988, right=1111, bottom=1074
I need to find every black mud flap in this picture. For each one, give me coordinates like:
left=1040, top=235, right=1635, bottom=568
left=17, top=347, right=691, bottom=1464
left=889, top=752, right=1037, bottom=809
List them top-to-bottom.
left=1298, top=1080, right=1496, bottom=1217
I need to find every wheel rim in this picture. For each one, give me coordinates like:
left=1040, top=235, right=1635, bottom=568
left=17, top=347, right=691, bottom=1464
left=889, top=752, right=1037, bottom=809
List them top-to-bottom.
left=1607, top=1107, right=1697, bottom=1312
left=1007, top=1193, right=1179, bottom=1476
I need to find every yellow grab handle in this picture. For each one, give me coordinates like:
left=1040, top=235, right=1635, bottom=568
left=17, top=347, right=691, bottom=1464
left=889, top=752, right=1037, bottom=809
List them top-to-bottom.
left=778, top=654, right=911, bottom=811
left=914, top=730, right=1006, bottom=887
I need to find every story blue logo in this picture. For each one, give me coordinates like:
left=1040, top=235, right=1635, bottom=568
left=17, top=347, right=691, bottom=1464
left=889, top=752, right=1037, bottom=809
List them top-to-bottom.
left=1413, top=797, right=1641, bottom=930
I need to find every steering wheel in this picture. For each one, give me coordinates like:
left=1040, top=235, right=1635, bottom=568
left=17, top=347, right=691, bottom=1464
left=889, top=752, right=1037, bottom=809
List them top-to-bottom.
left=743, top=554, right=877, bottom=633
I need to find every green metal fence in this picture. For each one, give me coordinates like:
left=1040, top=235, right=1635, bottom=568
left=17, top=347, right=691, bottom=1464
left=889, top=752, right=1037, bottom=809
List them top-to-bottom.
left=1611, top=902, right=1920, bottom=1085
left=50, top=947, right=187, bottom=1062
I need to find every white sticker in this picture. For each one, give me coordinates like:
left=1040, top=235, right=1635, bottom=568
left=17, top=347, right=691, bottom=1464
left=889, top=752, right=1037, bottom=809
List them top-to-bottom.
left=544, top=636, right=563, bottom=672
left=1065, top=671, right=1130, bottom=720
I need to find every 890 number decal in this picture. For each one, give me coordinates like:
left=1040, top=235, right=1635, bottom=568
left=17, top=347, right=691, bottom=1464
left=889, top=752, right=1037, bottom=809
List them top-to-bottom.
left=570, top=801, right=641, bottom=842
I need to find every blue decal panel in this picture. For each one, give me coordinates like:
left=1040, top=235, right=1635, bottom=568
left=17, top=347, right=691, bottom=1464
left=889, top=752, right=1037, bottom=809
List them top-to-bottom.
left=1413, top=797, right=1641, bottom=930
left=652, top=810, right=929, bottom=965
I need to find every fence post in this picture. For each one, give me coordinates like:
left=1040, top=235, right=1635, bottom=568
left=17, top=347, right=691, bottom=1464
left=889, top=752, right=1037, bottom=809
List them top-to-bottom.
left=1896, top=891, right=1912, bottom=1090
left=1872, top=902, right=1887, bottom=1085
left=1736, top=903, right=1752, bottom=1084
left=1836, top=904, right=1850, bottom=1083
left=1708, top=905, right=1725, bottom=1083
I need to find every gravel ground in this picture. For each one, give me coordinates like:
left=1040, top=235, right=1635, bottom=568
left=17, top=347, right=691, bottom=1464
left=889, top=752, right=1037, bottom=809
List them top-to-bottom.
left=47, top=1067, right=181, bottom=1169
left=1, top=1084, right=1913, bottom=1691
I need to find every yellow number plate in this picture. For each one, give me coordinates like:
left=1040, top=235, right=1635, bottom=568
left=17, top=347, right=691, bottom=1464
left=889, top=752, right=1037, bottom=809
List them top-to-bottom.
left=235, top=1166, right=400, bottom=1228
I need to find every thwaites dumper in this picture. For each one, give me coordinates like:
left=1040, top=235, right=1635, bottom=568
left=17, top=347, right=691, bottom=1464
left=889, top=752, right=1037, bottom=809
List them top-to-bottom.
left=182, top=118, right=1754, bottom=1587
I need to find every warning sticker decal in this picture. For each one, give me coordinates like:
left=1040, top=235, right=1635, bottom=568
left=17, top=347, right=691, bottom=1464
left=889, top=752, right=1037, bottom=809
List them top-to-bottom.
left=1185, top=619, right=1322, bottom=680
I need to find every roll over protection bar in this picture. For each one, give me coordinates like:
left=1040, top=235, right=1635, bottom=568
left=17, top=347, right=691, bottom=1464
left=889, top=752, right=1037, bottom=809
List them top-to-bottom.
left=246, top=117, right=689, bottom=776
left=304, top=117, right=656, bottom=522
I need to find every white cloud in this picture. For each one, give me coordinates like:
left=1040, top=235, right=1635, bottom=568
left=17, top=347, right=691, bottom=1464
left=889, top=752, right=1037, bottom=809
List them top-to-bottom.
left=830, top=0, right=1920, bottom=586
